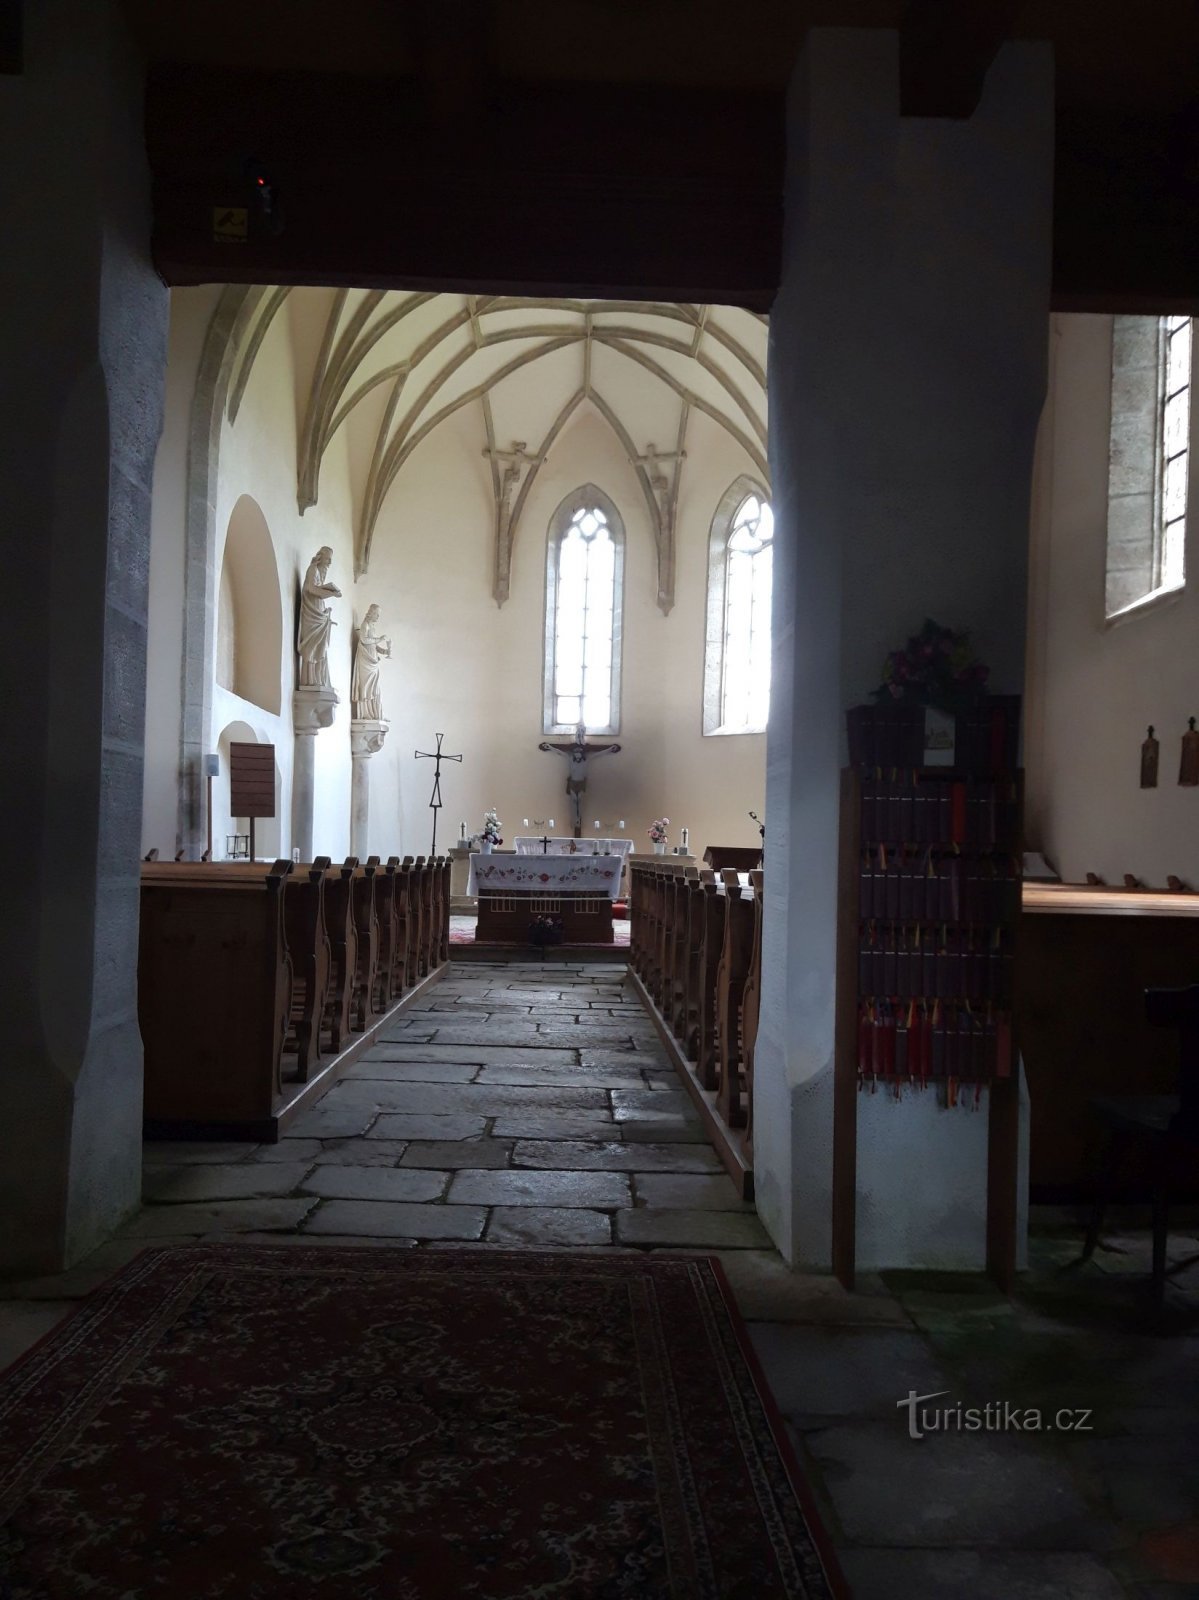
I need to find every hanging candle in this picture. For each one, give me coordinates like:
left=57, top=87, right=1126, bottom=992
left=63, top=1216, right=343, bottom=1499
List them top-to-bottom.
left=1180, top=719, right=1199, bottom=787
left=1140, top=726, right=1159, bottom=789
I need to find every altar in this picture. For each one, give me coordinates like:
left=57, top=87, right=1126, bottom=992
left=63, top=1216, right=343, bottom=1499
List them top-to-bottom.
left=514, top=836, right=634, bottom=861
left=468, top=852, right=622, bottom=944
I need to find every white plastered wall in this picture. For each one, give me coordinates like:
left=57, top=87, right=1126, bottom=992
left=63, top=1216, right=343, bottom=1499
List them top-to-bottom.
left=1025, top=314, right=1199, bottom=887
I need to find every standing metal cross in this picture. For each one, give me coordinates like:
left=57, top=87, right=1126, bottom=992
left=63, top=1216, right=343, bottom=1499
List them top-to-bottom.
left=414, top=733, right=462, bottom=855
left=539, top=834, right=551, bottom=855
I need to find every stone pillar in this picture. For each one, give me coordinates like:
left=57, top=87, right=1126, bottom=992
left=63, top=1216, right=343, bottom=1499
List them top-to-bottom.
left=0, top=1, right=169, bottom=1273
left=756, top=31, right=1052, bottom=1268
left=292, top=687, right=338, bottom=861
left=350, top=719, right=388, bottom=858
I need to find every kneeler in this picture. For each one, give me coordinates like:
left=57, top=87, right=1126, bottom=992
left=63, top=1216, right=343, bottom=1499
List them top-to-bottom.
left=1082, top=983, right=1199, bottom=1307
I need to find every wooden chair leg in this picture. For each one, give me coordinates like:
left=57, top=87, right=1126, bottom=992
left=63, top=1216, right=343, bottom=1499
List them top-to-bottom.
left=1083, top=1128, right=1127, bottom=1260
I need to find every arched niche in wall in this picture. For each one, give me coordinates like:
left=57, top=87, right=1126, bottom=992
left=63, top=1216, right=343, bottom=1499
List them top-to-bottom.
left=216, top=494, right=283, bottom=715
left=214, top=719, right=282, bottom=861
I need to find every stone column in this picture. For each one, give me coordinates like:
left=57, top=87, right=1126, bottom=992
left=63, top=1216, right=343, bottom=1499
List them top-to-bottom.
left=0, top=1, right=169, bottom=1273
left=755, top=31, right=1052, bottom=1269
left=292, top=687, right=338, bottom=861
left=350, top=719, right=388, bottom=858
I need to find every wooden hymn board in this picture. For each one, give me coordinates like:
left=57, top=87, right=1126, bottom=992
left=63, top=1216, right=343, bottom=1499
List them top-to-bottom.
left=229, top=742, right=276, bottom=861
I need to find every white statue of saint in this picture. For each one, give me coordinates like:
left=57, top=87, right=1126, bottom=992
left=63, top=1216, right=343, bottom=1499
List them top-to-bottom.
left=297, top=546, right=341, bottom=688
left=351, top=603, right=391, bottom=721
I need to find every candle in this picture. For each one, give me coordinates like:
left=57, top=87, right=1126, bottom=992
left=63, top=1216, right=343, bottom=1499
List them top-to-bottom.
left=549, top=817, right=555, bottom=828
left=523, top=818, right=529, bottom=828
left=594, top=820, right=600, bottom=830
left=619, top=820, right=625, bottom=830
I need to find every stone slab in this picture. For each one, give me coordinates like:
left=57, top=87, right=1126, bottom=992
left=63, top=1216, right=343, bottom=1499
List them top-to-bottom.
left=345, top=1043, right=579, bottom=1066
left=344, top=1060, right=480, bottom=1083
left=474, top=1065, right=644, bottom=1088
left=325, top=1082, right=610, bottom=1114
left=612, top=1089, right=695, bottom=1114
left=283, top=1106, right=380, bottom=1139
left=489, top=1112, right=617, bottom=1141
left=368, top=1114, right=488, bottom=1141
left=618, top=1119, right=709, bottom=1143
left=246, top=1140, right=324, bottom=1163
left=313, top=1140, right=409, bottom=1166
left=401, top=1140, right=515, bottom=1170
left=512, top=1140, right=721, bottom=1173
left=142, top=1142, right=252, bottom=1167
left=142, top=1164, right=315, bottom=1203
left=300, top=1167, right=449, bottom=1203
left=447, top=1170, right=633, bottom=1210
left=632, top=1174, right=753, bottom=1211
left=119, top=1199, right=318, bottom=1237
left=303, top=1199, right=486, bottom=1241
left=485, top=1208, right=613, bottom=1247
left=615, top=1210, right=771, bottom=1248
left=715, top=1254, right=912, bottom=1327
left=0, top=1301, right=76, bottom=1370
left=748, top=1325, right=950, bottom=1417
left=799, top=1421, right=1109, bottom=1549
left=836, top=1550, right=1125, bottom=1600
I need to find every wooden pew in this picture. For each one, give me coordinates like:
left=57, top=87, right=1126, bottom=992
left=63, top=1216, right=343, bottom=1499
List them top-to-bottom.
left=284, top=856, right=332, bottom=1081
left=368, top=856, right=399, bottom=1015
left=403, top=856, right=424, bottom=988
left=322, top=857, right=358, bottom=1053
left=139, top=859, right=293, bottom=1126
left=350, top=860, right=380, bottom=1031
left=432, top=864, right=448, bottom=960
left=716, top=869, right=755, bottom=1129
left=740, top=869, right=764, bottom=1160
left=695, top=875, right=725, bottom=1091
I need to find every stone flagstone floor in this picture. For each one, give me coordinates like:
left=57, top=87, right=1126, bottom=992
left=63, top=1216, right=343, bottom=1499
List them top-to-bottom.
left=2, top=959, right=1197, bottom=1597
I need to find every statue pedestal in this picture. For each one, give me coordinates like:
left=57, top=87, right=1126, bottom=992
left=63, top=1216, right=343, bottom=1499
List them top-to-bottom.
left=292, top=687, right=339, bottom=859
left=350, top=718, right=388, bottom=858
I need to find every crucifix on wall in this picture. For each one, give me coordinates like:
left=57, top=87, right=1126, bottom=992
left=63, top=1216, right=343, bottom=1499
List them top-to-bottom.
left=538, top=721, right=621, bottom=837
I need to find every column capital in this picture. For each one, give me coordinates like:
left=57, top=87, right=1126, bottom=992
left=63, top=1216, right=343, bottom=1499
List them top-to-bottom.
left=293, top=685, right=339, bottom=735
left=350, top=717, right=389, bottom=759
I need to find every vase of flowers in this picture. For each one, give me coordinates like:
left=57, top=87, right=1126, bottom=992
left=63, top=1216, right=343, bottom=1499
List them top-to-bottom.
left=872, top=618, right=989, bottom=714
left=476, top=808, right=502, bottom=854
left=648, top=817, right=669, bottom=855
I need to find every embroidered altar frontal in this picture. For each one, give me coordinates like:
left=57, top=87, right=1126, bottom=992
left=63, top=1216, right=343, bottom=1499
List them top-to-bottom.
left=0, top=1246, right=842, bottom=1599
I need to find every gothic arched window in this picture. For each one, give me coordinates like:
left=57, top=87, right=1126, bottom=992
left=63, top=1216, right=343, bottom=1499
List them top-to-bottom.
left=703, top=478, right=773, bottom=734
left=543, top=485, right=625, bottom=735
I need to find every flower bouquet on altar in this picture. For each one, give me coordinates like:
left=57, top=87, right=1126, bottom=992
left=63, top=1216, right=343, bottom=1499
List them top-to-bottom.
left=473, top=808, right=503, bottom=854
left=648, top=817, right=670, bottom=855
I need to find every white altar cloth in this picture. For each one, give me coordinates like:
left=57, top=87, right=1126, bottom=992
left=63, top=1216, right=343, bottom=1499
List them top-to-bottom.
left=514, top=836, right=634, bottom=861
left=468, top=853, right=623, bottom=900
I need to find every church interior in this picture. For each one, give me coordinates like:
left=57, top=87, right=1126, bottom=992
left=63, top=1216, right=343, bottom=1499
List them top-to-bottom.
left=3, top=3, right=1198, bottom=1596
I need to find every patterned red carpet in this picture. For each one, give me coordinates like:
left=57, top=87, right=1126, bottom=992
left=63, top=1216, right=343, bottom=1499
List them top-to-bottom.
left=0, top=1246, right=843, bottom=1598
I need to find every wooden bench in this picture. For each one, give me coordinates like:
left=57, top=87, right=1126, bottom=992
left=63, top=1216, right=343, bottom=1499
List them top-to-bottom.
left=139, top=859, right=293, bottom=1126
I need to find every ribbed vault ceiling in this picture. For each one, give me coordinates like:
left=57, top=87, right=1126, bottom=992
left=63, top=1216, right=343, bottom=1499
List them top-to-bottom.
left=227, top=290, right=768, bottom=613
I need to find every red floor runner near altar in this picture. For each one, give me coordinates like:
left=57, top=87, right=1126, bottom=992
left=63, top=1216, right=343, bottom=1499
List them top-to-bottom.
left=0, top=1246, right=845, bottom=1598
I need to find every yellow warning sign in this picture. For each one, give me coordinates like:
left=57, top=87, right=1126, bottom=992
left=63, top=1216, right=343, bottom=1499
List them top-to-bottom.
left=213, top=207, right=248, bottom=244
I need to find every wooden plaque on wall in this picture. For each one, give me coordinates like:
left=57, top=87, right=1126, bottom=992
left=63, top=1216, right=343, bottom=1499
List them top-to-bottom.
left=229, top=742, right=276, bottom=818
